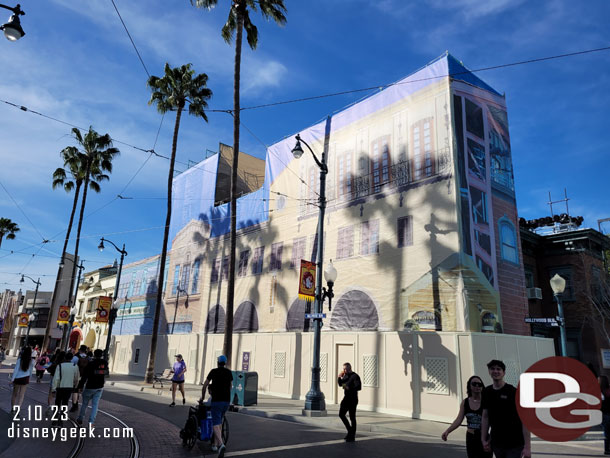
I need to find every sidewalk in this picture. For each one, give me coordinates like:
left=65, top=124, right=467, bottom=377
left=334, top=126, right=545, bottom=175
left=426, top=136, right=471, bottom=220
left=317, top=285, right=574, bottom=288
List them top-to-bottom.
left=107, top=373, right=603, bottom=442
left=108, top=373, right=446, bottom=438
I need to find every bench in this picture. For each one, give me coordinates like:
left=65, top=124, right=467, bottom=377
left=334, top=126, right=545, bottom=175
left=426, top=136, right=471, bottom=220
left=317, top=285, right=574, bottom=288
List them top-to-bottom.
left=152, top=369, right=172, bottom=389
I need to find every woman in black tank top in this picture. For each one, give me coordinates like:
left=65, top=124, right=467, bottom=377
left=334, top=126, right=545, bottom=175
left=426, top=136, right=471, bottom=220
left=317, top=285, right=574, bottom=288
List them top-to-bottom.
left=442, top=375, right=492, bottom=458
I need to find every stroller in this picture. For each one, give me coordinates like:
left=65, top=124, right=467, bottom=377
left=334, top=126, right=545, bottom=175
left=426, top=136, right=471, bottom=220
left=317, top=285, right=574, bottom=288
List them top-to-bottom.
left=180, top=399, right=229, bottom=450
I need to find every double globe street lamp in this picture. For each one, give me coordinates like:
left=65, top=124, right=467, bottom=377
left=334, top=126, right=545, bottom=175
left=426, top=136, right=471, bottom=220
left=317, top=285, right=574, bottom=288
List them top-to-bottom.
left=0, top=4, right=25, bottom=41
left=291, top=132, right=338, bottom=416
left=98, top=237, right=127, bottom=361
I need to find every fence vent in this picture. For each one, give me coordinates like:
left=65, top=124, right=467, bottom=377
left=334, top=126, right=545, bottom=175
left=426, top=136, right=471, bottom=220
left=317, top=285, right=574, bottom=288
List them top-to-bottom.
left=274, top=352, right=286, bottom=378
left=320, top=352, right=328, bottom=382
left=363, top=355, right=378, bottom=387
left=425, top=357, right=449, bottom=395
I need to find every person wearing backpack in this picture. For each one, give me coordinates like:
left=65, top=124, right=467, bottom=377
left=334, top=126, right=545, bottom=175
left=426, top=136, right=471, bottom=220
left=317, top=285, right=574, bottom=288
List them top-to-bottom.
left=70, top=345, right=90, bottom=412
left=76, top=349, right=108, bottom=426
left=35, top=351, right=49, bottom=383
left=46, top=351, right=65, bottom=410
left=338, top=362, right=361, bottom=442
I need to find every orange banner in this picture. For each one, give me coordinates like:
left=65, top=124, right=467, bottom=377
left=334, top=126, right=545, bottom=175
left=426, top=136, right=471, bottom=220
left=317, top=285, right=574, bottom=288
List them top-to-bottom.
left=298, top=260, right=316, bottom=301
left=96, top=296, right=111, bottom=323
left=57, top=305, right=70, bottom=324
left=17, top=313, right=29, bottom=327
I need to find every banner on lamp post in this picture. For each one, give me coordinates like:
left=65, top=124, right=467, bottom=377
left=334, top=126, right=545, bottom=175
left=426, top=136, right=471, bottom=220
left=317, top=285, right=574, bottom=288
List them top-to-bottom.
left=298, top=260, right=316, bottom=302
left=96, top=296, right=111, bottom=323
left=57, top=305, right=70, bottom=324
left=17, top=313, right=29, bottom=327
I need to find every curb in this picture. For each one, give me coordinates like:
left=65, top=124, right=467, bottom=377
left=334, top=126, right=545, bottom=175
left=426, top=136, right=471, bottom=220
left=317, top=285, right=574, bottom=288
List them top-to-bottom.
left=107, top=380, right=604, bottom=443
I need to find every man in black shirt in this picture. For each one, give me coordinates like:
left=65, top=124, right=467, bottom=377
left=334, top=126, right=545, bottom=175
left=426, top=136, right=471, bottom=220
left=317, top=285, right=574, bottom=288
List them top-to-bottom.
left=76, top=349, right=108, bottom=426
left=201, top=355, right=233, bottom=458
left=481, top=359, right=531, bottom=458
left=338, top=362, right=361, bottom=442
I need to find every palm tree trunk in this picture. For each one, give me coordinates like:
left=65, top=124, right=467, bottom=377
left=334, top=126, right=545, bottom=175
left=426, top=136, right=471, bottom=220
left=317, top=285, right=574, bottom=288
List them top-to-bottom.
left=224, top=6, right=244, bottom=368
left=146, top=103, right=184, bottom=383
left=64, top=162, right=91, bottom=350
left=44, top=182, right=82, bottom=351
left=0, top=234, right=3, bottom=249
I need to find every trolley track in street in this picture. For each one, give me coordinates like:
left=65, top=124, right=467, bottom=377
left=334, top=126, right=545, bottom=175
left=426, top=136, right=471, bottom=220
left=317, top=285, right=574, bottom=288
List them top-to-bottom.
left=1, top=381, right=140, bottom=458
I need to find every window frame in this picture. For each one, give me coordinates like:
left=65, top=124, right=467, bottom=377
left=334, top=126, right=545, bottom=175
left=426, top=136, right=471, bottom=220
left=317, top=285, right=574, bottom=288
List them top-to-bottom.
left=397, top=215, right=413, bottom=248
left=498, top=217, right=519, bottom=264
left=360, top=219, right=380, bottom=256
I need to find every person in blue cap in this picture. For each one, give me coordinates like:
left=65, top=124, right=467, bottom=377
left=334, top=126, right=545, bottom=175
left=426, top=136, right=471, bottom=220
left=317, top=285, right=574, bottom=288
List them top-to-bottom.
left=201, top=355, right=233, bottom=457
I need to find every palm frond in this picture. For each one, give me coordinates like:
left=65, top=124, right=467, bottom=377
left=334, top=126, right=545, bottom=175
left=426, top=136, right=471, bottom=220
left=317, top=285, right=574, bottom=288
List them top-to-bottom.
left=192, top=0, right=218, bottom=10
left=259, top=0, right=287, bottom=25
left=243, top=10, right=258, bottom=50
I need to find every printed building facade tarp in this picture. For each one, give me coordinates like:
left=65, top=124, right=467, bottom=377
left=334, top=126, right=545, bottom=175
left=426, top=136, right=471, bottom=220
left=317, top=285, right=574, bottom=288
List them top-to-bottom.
left=157, top=52, right=528, bottom=337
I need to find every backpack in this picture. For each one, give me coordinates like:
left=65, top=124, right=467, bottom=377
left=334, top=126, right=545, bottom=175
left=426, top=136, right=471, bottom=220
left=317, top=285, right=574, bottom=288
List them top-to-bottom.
left=77, top=354, right=90, bottom=375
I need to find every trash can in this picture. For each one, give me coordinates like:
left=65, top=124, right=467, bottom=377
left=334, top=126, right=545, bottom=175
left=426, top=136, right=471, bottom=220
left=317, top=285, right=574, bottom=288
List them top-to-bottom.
left=231, top=371, right=258, bottom=406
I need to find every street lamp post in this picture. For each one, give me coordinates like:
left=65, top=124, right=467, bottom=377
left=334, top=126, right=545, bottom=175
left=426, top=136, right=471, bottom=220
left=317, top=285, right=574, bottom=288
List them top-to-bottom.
left=0, top=4, right=25, bottom=41
left=291, top=133, right=339, bottom=416
left=98, top=237, right=127, bottom=361
left=550, top=273, right=568, bottom=357
left=20, top=275, right=40, bottom=347
left=171, top=286, right=189, bottom=334
left=63, top=304, right=79, bottom=351
left=24, top=311, right=37, bottom=347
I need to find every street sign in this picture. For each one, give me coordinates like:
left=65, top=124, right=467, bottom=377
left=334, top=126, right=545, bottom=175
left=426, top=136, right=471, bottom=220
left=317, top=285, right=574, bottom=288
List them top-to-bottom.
left=305, top=313, right=326, bottom=319
left=525, top=317, right=559, bottom=326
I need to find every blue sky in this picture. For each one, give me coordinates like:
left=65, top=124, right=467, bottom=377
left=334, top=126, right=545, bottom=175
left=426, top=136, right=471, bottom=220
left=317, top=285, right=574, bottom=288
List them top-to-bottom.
left=0, top=0, right=608, bottom=292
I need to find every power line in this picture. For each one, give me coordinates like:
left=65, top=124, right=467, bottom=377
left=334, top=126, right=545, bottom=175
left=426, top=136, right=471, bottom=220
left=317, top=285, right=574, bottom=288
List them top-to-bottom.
left=110, top=0, right=150, bottom=78
left=236, top=45, right=610, bottom=111
left=0, top=178, right=48, bottom=242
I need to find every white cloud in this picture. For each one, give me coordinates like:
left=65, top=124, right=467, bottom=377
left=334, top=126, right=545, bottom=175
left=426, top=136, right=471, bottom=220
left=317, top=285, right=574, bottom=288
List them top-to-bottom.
left=242, top=60, right=287, bottom=95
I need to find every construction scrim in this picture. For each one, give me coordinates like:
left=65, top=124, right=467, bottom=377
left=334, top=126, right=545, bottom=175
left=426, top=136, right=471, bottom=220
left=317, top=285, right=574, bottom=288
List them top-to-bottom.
left=161, top=52, right=528, bottom=338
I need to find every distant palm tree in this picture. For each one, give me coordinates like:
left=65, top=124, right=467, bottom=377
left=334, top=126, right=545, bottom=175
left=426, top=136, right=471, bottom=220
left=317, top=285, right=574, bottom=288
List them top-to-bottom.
left=191, top=0, right=287, bottom=367
left=144, top=63, right=212, bottom=384
left=64, top=127, right=119, bottom=332
left=44, top=145, right=112, bottom=350
left=0, top=217, right=19, bottom=248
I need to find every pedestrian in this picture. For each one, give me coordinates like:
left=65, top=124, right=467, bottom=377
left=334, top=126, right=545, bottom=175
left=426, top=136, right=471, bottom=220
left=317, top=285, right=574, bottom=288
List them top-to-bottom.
left=0, top=345, right=5, bottom=362
left=31, top=345, right=39, bottom=360
left=70, top=345, right=90, bottom=412
left=10, top=346, right=34, bottom=412
left=77, top=349, right=108, bottom=426
left=46, top=350, right=65, bottom=410
left=35, top=351, right=49, bottom=383
left=52, top=352, right=79, bottom=426
left=169, top=354, right=187, bottom=407
left=201, top=355, right=233, bottom=458
left=481, top=359, right=531, bottom=458
left=338, top=362, right=361, bottom=442
left=442, top=375, right=492, bottom=457
left=600, top=375, right=610, bottom=455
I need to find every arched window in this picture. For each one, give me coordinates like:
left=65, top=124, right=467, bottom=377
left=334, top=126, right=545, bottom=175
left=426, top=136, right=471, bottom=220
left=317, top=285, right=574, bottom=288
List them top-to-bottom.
left=499, top=219, right=518, bottom=263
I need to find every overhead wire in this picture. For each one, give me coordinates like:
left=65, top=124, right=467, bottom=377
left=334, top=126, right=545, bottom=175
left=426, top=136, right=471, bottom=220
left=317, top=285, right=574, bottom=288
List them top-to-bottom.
left=237, top=45, right=610, bottom=111
left=0, top=178, right=48, bottom=243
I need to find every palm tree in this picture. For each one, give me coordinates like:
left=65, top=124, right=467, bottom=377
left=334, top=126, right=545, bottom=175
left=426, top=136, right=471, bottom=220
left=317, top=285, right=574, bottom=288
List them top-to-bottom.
left=191, top=0, right=286, bottom=367
left=144, top=63, right=212, bottom=384
left=63, top=127, right=119, bottom=343
left=43, top=146, right=112, bottom=350
left=0, top=217, right=19, bottom=248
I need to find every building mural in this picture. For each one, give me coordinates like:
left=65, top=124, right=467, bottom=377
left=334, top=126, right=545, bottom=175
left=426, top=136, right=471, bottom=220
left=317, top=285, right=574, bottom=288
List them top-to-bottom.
left=160, top=52, right=528, bottom=337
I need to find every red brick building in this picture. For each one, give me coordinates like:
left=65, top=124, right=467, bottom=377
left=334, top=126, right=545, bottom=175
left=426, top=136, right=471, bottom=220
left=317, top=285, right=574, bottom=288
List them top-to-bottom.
left=520, top=225, right=610, bottom=374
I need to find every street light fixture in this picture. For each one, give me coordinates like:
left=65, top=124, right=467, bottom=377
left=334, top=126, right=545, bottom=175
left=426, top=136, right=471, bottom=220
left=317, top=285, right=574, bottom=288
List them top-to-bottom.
left=0, top=4, right=25, bottom=41
left=291, top=132, right=332, bottom=416
left=99, top=237, right=127, bottom=361
left=550, top=273, right=568, bottom=357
